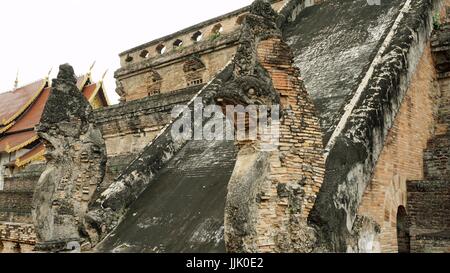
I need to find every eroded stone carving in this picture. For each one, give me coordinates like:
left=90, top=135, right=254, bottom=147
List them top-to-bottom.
left=32, top=64, right=107, bottom=252
left=115, top=80, right=126, bottom=102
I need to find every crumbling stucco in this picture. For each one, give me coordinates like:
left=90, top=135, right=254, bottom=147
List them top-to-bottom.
left=31, top=64, right=107, bottom=252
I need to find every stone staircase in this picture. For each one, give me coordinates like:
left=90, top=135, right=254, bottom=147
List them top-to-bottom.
left=407, top=9, right=450, bottom=253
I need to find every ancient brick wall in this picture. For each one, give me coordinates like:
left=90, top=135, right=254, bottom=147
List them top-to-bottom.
left=115, top=1, right=291, bottom=102
left=224, top=4, right=326, bottom=250
left=406, top=15, right=450, bottom=253
left=250, top=38, right=325, bottom=252
left=118, top=45, right=238, bottom=102
left=358, top=45, right=440, bottom=253
left=424, top=74, right=450, bottom=180
left=94, top=85, right=201, bottom=156
left=0, top=163, right=43, bottom=223
left=0, top=163, right=43, bottom=251
left=2, top=176, right=35, bottom=192
left=0, top=192, right=34, bottom=223
left=0, top=223, right=36, bottom=253
left=411, top=234, right=450, bottom=253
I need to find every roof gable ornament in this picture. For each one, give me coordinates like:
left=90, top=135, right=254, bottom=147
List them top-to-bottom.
left=89, top=61, right=96, bottom=76
left=46, top=68, right=53, bottom=86
left=47, top=68, right=53, bottom=78
left=101, top=69, right=108, bottom=82
left=13, top=70, right=19, bottom=90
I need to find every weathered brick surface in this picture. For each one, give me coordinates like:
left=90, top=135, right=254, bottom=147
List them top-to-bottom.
left=406, top=17, right=450, bottom=253
left=249, top=38, right=325, bottom=252
left=257, top=38, right=324, bottom=219
left=118, top=45, right=238, bottom=102
left=358, top=45, right=440, bottom=253
left=423, top=74, right=450, bottom=180
left=424, top=135, right=450, bottom=180
left=100, top=153, right=137, bottom=194
left=0, top=163, right=43, bottom=224
left=2, top=163, right=44, bottom=187
left=3, top=177, right=35, bottom=192
left=407, top=180, right=450, bottom=253
left=0, top=192, right=33, bottom=221
left=0, top=222, right=36, bottom=253
left=0, top=223, right=36, bottom=244
left=411, top=234, right=450, bottom=253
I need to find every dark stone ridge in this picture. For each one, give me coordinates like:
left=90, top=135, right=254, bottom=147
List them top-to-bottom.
left=284, top=0, right=404, bottom=139
left=84, top=65, right=236, bottom=246
left=96, top=140, right=237, bottom=253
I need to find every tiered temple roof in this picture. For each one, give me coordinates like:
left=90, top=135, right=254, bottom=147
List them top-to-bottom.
left=0, top=71, right=109, bottom=168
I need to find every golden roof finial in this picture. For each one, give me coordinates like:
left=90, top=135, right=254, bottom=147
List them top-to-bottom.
left=89, top=61, right=96, bottom=76
left=46, top=68, right=53, bottom=79
left=46, top=68, right=53, bottom=86
left=14, top=69, right=19, bottom=90
left=101, top=69, right=108, bottom=82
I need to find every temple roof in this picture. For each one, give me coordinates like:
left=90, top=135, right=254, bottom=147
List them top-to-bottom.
left=0, top=73, right=109, bottom=168
left=77, top=74, right=92, bottom=90
left=0, top=79, right=47, bottom=128
left=83, top=82, right=109, bottom=106
left=6, top=87, right=51, bottom=134
left=0, top=131, right=37, bottom=153
left=15, top=143, right=45, bottom=168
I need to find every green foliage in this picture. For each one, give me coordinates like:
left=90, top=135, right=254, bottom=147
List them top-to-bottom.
left=433, top=12, right=442, bottom=31
left=210, top=32, right=221, bottom=41
left=174, top=45, right=185, bottom=52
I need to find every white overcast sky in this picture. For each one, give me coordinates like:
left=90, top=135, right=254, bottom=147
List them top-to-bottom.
left=0, top=0, right=253, bottom=104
